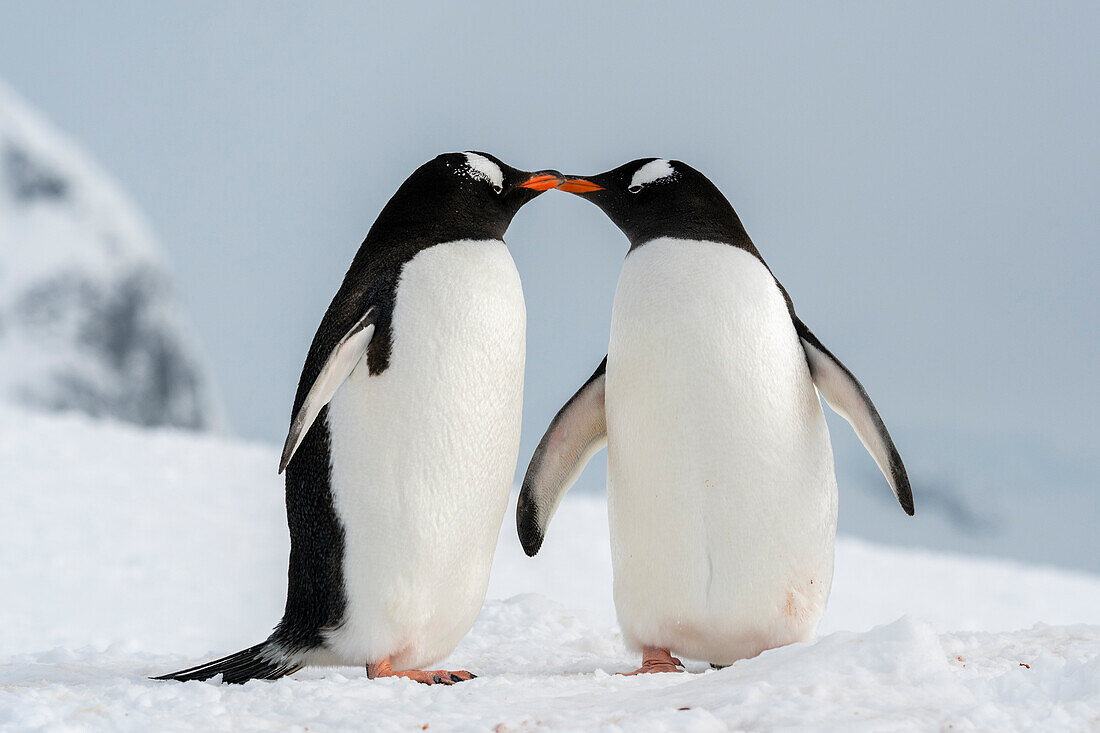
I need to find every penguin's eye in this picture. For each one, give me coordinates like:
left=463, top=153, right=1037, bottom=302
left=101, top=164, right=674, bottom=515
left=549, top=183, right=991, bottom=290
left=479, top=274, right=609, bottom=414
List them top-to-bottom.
left=492, top=183, right=503, bottom=194
left=628, top=184, right=642, bottom=194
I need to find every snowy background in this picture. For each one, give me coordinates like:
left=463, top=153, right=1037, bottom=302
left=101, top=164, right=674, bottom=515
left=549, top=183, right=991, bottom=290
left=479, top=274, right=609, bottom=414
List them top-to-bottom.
left=1, top=2, right=1097, bottom=571
left=0, top=3, right=1098, bottom=730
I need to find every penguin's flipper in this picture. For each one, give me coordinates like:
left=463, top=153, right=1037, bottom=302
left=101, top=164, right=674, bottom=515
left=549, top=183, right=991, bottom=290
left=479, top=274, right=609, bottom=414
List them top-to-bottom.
left=279, top=307, right=377, bottom=474
left=795, top=318, right=914, bottom=515
left=517, top=358, right=607, bottom=556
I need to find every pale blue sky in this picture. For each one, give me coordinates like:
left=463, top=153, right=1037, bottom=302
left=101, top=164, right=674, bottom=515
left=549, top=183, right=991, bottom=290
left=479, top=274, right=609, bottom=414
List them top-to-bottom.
left=1, top=2, right=1097, bottom=485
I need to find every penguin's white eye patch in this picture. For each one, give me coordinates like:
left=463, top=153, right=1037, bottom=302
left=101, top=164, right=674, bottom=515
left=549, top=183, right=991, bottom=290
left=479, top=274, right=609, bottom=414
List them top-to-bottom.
left=461, top=152, right=505, bottom=192
left=629, top=159, right=677, bottom=191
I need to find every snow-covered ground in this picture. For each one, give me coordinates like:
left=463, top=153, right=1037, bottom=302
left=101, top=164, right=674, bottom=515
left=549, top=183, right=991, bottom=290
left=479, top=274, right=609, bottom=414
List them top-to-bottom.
left=1, top=407, right=1098, bottom=731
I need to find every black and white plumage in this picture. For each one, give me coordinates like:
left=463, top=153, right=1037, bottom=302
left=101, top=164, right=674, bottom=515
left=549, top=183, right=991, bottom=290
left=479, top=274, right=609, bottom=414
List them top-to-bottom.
left=157, top=152, right=561, bottom=684
left=519, top=159, right=912, bottom=667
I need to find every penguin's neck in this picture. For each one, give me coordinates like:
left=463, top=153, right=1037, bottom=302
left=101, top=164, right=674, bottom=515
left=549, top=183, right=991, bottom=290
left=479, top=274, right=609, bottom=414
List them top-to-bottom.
left=625, top=210, right=754, bottom=256
left=369, top=217, right=502, bottom=248
left=347, top=218, right=504, bottom=277
left=628, top=230, right=762, bottom=262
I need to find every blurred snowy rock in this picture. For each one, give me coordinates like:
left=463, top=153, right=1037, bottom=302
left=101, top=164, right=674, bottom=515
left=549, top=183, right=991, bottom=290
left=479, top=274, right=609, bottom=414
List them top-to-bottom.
left=0, top=78, right=221, bottom=429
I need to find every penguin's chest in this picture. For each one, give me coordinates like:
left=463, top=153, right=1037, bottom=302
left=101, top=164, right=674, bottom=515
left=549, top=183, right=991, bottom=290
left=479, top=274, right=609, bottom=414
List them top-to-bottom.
left=605, top=238, right=837, bottom=660
left=323, top=239, right=525, bottom=663
left=606, top=239, right=825, bottom=471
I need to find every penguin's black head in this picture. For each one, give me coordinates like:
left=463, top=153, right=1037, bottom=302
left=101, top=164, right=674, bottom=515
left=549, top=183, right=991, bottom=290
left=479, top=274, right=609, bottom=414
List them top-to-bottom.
left=373, top=152, right=562, bottom=242
left=557, top=158, right=752, bottom=250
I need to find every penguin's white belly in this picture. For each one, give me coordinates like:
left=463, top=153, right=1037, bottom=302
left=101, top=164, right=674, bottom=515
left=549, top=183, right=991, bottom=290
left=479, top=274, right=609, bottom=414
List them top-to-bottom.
left=606, top=238, right=838, bottom=665
left=323, top=239, right=525, bottom=670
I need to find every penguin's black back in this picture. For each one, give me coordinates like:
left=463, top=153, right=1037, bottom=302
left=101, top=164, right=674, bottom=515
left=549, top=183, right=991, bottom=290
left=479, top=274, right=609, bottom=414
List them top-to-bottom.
left=275, top=412, right=345, bottom=650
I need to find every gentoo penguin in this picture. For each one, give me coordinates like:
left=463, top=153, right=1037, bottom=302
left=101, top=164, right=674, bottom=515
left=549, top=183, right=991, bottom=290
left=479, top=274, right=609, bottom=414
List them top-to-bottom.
left=157, top=152, right=562, bottom=685
left=517, top=159, right=913, bottom=674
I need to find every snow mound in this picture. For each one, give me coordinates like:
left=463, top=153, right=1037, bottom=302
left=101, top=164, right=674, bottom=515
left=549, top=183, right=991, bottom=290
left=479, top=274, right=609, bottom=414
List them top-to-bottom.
left=0, top=78, right=221, bottom=430
left=1, top=407, right=1098, bottom=730
left=4, top=619, right=1097, bottom=732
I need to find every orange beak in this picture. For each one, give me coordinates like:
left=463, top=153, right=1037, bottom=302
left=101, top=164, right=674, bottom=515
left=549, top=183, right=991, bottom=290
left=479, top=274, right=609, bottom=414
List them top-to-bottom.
left=518, top=173, right=565, bottom=191
left=557, top=178, right=604, bottom=194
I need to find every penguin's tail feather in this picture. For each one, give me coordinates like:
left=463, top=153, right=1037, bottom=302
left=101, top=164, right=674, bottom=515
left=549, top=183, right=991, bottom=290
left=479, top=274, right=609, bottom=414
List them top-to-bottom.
left=152, top=640, right=302, bottom=684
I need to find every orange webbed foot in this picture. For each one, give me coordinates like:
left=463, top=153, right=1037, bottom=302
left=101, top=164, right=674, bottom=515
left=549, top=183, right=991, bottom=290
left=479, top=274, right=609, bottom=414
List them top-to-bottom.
left=620, top=647, right=685, bottom=675
left=367, top=658, right=476, bottom=685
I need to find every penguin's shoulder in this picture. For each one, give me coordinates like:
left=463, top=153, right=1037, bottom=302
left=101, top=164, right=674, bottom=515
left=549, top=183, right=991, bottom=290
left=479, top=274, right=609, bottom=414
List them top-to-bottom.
left=281, top=237, right=422, bottom=471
